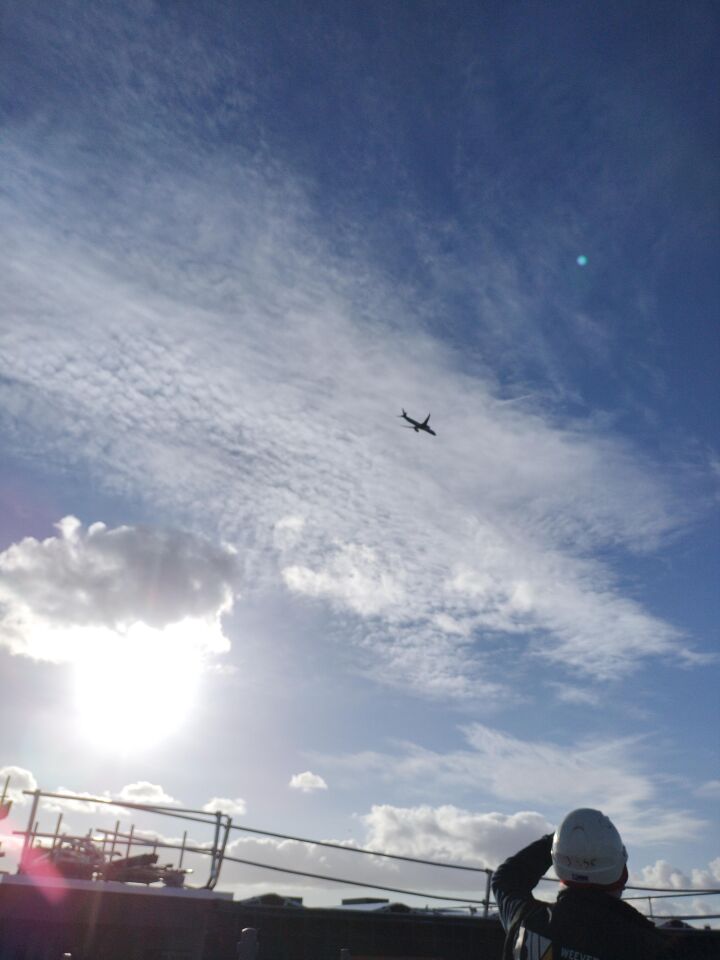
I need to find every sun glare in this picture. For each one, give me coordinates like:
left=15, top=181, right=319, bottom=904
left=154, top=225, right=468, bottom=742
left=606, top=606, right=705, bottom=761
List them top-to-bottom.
left=71, top=620, right=206, bottom=752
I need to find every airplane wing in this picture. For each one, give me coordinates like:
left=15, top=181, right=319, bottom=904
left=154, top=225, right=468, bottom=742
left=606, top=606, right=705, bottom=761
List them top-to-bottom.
left=422, top=414, right=431, bottom=426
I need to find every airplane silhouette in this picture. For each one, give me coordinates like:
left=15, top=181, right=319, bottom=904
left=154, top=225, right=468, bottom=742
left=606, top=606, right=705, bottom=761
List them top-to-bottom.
left=398, top=409, right=436, bottom=436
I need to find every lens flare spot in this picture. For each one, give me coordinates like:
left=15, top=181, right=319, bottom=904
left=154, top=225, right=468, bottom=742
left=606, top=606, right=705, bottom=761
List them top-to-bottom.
left=576, top=255, right=588, bottom=267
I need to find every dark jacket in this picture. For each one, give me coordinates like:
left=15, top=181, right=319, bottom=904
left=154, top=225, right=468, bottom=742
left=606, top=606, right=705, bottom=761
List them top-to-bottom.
left=492, top=834, right=679, bottom=959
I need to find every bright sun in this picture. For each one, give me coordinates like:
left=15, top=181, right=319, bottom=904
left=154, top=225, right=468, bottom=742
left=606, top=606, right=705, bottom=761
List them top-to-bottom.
left=71, top=620, right=207, bottom=752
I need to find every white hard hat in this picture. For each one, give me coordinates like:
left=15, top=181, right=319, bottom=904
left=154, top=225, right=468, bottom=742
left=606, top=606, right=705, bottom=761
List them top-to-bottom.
left=551, top=808, right=628, bottom=887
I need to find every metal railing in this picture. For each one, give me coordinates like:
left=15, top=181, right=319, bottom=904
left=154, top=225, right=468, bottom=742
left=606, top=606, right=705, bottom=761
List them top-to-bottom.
left=2, top=782, right=718, bottom=925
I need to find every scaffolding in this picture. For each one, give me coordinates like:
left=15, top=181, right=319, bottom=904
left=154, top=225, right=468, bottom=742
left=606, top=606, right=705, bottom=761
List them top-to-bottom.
left=12, top=787, right=231, bottom=890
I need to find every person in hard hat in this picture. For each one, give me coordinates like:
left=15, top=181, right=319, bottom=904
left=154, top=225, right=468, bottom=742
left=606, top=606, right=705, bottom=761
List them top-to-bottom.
left=491, top=808, right=679, bottom=959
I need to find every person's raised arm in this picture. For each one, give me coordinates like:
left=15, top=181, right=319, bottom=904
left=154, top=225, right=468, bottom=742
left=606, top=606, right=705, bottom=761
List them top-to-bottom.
left=491, top=834, right=553, bottom=932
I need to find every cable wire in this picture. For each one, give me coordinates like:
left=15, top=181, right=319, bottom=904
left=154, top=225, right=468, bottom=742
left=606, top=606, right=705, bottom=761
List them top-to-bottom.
left=228, top=821, right=720, bottom=896
left=230, top=822, right=489, bottom=873
left=222, top=852, right=488, bottom=905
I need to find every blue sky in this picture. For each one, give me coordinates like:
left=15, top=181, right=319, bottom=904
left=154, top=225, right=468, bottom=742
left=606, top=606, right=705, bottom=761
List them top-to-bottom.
left=1, top=0, right=718, bottom=920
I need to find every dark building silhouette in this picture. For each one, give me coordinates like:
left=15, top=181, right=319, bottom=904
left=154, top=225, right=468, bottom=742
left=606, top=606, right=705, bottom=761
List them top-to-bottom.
left=1, top=880, right=718, bottom=959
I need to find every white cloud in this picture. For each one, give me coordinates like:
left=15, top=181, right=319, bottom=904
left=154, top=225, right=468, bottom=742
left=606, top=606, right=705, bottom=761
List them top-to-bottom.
left=0, top=517, right=237, bottom=663
left=0, top=519, right=239, bottom=749
left=0, top=765, right=37, bottom=804
left=0, top=766, right=119, bottom=817
left=289, top=772, right=328, bottom=794
left=118, top=781, right=178, bottom=806
left=41, top=787, right=115, bottom=816
left=203, top=796, right=247, bottom=817
left=362, top=805, right=552, bottom=868
left=694, top=858, right=720, bottom=888
left=630, top=859, right=720, bottom=919
left=633, top=859, right=715, bottom=890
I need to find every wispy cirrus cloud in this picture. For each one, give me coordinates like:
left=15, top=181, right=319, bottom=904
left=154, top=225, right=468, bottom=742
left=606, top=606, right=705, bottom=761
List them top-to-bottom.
left=0, top=17, right=703, bottom=703
left=0, top=156, right=697, bottom=696
left=312, top=723, right=707, bottom=847
left=695, top=780, right=720, bottom=799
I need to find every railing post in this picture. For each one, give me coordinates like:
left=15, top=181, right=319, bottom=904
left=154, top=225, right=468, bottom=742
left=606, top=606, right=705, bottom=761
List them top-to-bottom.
left=0, top=774, right=11, bottom=819
left=21, top=790, right=41, bottom=863
left=208, top=810, right=226, bottom=889
left=52, top=813, right=63, bottom=851
left=214, top=814, right=232, bottom=888
left=178, top=830, right=188, bottom=869
left=483, top=869, right=492, bottom=918
left=236, top=927, right=258, bottom=959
